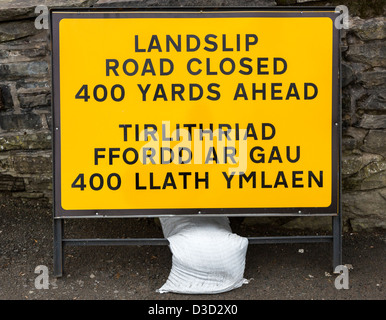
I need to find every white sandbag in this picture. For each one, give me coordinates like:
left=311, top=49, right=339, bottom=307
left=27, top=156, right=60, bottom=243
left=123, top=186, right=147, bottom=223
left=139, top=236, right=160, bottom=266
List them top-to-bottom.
left=157, top=216, right=249, bottom=294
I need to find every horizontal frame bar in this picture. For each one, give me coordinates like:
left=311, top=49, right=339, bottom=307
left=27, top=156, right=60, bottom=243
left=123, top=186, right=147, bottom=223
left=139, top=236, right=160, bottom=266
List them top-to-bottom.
left=51, top=6, right=338, bottom=13
left=54, top=212, right=338, bottom=219
left=62, top=235, right=333, bottom=247
left=248, top=235, right=332, bottom=244
left=63, top=238, right=168, bottom=246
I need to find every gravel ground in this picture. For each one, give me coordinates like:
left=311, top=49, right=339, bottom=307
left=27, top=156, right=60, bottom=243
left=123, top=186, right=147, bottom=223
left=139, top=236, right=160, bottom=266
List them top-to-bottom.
left=0, top=193, right=384, bottom=302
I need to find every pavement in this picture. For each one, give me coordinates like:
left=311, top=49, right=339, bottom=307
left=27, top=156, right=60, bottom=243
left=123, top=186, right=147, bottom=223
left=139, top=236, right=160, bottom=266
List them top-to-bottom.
left=0, top=193, right=384, bottom=304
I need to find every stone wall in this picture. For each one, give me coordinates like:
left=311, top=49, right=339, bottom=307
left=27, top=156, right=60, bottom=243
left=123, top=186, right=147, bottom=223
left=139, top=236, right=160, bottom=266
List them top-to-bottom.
left=0, top=0, right=385, bottom=230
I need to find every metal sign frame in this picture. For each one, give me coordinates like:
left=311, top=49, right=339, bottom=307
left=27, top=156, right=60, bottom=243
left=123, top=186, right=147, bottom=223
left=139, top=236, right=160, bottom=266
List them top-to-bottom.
left=50, top=7, right=342, bottom=277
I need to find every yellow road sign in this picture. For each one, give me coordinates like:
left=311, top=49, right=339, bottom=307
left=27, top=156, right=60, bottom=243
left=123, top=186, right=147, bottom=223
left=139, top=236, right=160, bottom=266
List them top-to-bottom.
left=51, top=10, right=340, bottom=216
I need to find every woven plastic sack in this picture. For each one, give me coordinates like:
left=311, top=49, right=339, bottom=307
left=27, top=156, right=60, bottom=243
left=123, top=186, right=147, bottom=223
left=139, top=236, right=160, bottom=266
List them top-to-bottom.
left=157, top=216, right=249, bottom=294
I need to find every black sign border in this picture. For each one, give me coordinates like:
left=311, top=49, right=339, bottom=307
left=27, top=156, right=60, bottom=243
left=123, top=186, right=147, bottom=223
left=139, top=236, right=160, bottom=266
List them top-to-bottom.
left=50, top=7, right=341, bottom=218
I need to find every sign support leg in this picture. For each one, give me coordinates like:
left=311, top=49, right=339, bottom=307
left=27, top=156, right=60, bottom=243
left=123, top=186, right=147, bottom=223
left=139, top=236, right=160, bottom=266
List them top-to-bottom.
left=332, top=214, right=342, bottom=271
left=53, top=218, right=64, bottom=277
